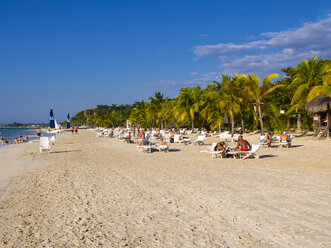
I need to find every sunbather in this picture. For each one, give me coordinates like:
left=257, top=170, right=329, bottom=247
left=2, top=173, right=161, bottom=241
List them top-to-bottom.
left=280, top=131, right=291, bottom=147
left=264, top=132, right=272, bottom=148
left=0, top=136, right=11, bottom=144
left=23, top=136, right=29, bottom=143
left=235, top=136, right=251, bottom=151
left=215, top=141, right=226, bottom=152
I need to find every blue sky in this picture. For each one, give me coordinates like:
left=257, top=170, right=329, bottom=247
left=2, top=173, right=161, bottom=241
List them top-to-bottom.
left=0, top=0, right=330, bottom=123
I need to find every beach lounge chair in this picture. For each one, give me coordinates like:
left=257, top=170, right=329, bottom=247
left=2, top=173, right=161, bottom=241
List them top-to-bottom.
left=219, top=132, right=231, bottom=141
left=174, top=134, right=191, bottom=145
left=232, top=134, right=240, bottom=142
left=192, top=135, right=205, bottom=145
left=259, top=135, right=268, bottom=147
left=49, top=136, right=56, bottom=146
left=40, top=137, right=51, bottom=153
left=200, top=142, right=225, bottom=158
left=158, top=144, right=169, bottom=152
left=228, top=145, right=260, bottom=159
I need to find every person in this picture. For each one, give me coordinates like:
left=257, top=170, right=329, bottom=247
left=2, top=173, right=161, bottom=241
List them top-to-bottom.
left=71, top=126, right=74, bottom=134
left=74, top=126, right=78, bottom=134
left=36, top=129, right=42, bottom=139
left=140, top=130, right=145, bottom=139
left=280, top=131, right=291, bottom=147
left=125, top=132, right=132, bottom=143
left=264, top=132, right=272, bottom=148
left=235, top=135, right=251, bottom=151
left=0, top=136, right=11, bottom=144
left=23, top=136, right=29, bottom=143
left=160, top=140, right=168, bottom=146
left=215, top=141, right=227, bottom=152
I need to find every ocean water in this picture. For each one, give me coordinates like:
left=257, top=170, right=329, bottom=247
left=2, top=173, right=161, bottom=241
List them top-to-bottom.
left=0, top=128, right=41, bottom=144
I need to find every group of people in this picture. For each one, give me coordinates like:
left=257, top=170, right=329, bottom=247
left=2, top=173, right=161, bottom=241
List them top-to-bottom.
left=70, top=126, right=79, bottom=134
left=263, top=131, right=291, bottom=148
left=0, top=134, right=29, bottom=145
left=214, top=135, right=251, bottom=156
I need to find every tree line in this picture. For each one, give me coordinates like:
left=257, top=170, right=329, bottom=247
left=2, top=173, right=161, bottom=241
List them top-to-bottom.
left=71, top=57, right=331, bottom=135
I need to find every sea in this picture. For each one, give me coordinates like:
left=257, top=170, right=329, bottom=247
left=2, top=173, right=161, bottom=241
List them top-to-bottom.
left=0, top=128, right=48, bottom=145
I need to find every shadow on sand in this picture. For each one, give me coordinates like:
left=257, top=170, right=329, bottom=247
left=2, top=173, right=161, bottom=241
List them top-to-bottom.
left=290, top=145, right=304, bottom=148
left=168, top=149, right=181, bottom=152
left=50, top=150, right=82, bottom=154
left=259, top=154, right=278, bottom=159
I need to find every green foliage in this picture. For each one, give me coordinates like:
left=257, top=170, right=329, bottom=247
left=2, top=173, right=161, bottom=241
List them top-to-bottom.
left=70, top=57, right=330, bottom=132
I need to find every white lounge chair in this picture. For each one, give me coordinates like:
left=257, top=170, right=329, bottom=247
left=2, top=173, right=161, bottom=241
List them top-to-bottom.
left=174, top=134, right=191, bottom=145
left=192, top=135, right=205, bottom=145
left=259, top=135, right=268, bottom=147
left=49, top=136, right=56, bottom=146
left=40, top=137, right=51, bottom=153
left=200, top=142, right=225, bottom=158
left=158, top=144, right=169, bottom=152
left=228, top=145, right=260, bottom=159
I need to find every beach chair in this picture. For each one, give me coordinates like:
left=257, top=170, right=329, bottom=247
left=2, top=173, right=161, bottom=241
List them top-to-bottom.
left=219, top=132, right=231, bottom=141
left=174, top=134, right=191, bottom=145
left=232, top=134, right=240, bottom=142
left=192, top=135, right=205, bottom=145
left=259, top=135, right=268, bottom=147
left=49, top=136, right=56, bottom=146
left=40, top=137, right=51, bottom=153
left=200, top=142, right=225, bottom=158
left=158, top=144, right=169, bottom=152
left=228, top=145, right=260, bottom=159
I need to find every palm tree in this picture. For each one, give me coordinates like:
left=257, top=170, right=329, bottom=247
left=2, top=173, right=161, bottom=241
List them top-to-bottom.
left=290, top=57, right=330, bottom=132
left=244, top=73, right=284, bottom=135
left=213, top=74, right=241, bottom=137
left=232, top=74, right=249, bottom=133
left=200, top=84, right=223, bottom=132
left=174, top=86, right=201, bottom=130
left=148, top=92, right=165, bottom=129
left=159, top=99, right=175, bottom=128
left=129, top=101, right=149, bottom=128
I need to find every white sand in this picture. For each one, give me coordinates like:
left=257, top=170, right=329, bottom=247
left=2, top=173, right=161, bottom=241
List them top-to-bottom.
left=0, top=130, right=330, bottom=247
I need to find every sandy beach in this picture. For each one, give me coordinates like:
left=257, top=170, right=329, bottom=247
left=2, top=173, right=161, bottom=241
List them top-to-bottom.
left=0, top=130, right=330, bottom=247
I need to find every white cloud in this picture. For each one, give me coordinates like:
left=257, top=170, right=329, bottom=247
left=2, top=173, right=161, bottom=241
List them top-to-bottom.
left=151, top=15, right=331, bottom=88
left=193, top=15, right=331, bottom=75
left=149, top=72, right=221, bottom=87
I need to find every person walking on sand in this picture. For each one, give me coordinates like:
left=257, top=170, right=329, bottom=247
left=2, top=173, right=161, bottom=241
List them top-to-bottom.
left=71, top=126, right=74, bottom=134
left=74, top=126, right=78, bottom=134
left=36, top=128, right=42, bottom=139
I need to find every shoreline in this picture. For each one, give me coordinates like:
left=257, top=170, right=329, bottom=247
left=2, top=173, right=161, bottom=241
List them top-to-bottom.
left=0, top=130, right=330, bottom=247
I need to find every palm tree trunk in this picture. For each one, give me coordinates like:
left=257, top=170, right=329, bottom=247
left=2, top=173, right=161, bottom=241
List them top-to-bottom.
left=258, top=103, right=264, bottom=135
left=239, top=104, right=245, bottom=134
left=231, top=107, right=235, bottom=137
left=297, top=113, right=302, bottom=133
left=191, top=118, right=194, bottom=131
left=219, top=122, right=221, bottom=134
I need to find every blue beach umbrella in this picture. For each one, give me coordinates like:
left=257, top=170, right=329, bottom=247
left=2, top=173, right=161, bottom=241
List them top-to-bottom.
left=50, top=108, right=55, bottom=129
left=67, top=113, right=70, bottom=129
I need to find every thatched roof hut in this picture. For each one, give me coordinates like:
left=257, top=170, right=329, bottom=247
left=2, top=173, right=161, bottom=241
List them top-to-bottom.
left=305, top=94, right=331, bottom=114
left=166, top=122, right=176, bottom=129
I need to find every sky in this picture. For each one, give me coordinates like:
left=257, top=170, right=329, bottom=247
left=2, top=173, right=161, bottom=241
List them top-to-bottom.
left=0, top=0, right=331, bottom=123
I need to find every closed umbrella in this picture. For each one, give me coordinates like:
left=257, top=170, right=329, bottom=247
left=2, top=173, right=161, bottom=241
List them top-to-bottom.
left=50, top=108, right=55, bottom=129
left=67, top=113, right=71, bottom=129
